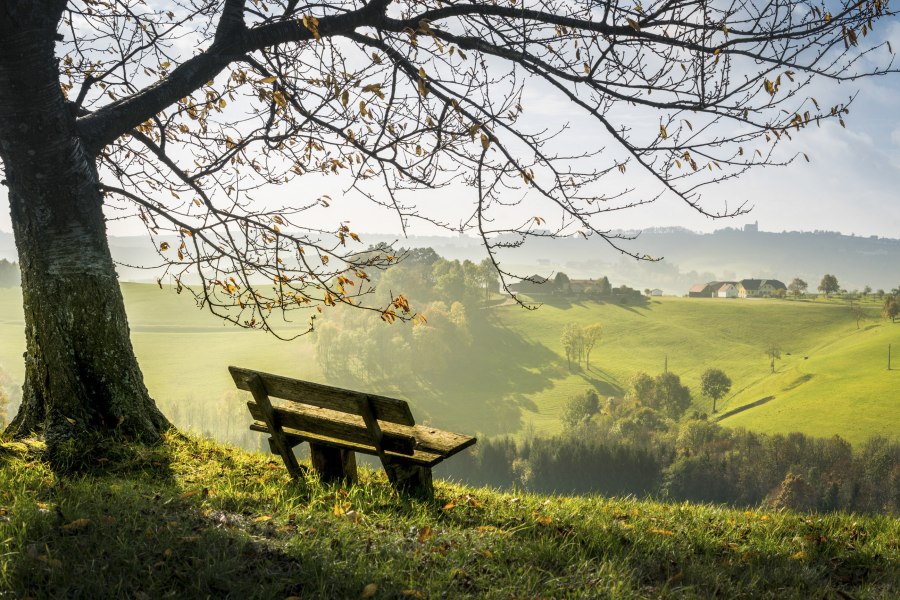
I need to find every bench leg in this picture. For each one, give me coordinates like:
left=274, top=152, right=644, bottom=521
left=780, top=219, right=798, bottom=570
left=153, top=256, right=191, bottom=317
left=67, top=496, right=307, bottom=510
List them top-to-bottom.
left=309, top=443, right=358, bottom=485
left=385, top=463, right=433, bottom=499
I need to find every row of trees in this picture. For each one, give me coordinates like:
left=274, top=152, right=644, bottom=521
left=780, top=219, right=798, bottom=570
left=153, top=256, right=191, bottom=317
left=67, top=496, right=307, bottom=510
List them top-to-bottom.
left=788, top=274, right=898, bottom=300
left=788, top=276, right=900, bottom=324
left=560, top=323, right=602, bottom=371
left=562, top=367, right=732, bottom=421
left=440, top=388, right=900, bottom=514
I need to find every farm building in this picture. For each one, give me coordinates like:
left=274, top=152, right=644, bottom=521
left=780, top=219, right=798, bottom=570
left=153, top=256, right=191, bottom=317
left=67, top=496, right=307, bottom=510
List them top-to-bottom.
left=509, top=274, right=549, bottom=294
left=688, top=278, right=787, bottom=298
left=736, top=279, right=787, bottom=298
left=689, top=282, right=720, bottom=297
left=717, top=283, right=738, bottom=298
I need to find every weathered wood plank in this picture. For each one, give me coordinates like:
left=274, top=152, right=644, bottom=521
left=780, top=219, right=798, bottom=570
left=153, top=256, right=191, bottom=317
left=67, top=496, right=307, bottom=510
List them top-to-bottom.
left=230, top=366, right=415, bottom=425
left=246, top=374, right=303, bottom=479
left=247, top=401, right=416, bottom=456
left=250, top=422, right=445, bottom=467
left=410, top=425, right=477, bottom=458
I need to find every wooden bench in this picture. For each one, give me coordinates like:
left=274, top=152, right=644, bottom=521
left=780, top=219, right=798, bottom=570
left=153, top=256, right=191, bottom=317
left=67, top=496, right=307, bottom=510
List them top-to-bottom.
left=230, top=366, right=476, bottom=498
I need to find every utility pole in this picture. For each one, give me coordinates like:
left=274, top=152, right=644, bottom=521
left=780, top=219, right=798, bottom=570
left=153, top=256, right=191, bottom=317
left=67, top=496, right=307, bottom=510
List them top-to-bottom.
left=889, top=344, right=892, bottom=371
left=664, top=355, right=668, bottom=373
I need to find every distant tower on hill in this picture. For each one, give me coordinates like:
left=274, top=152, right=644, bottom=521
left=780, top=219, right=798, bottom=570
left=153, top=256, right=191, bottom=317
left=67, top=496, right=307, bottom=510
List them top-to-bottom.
left=744, top=221, right=759, bottom=233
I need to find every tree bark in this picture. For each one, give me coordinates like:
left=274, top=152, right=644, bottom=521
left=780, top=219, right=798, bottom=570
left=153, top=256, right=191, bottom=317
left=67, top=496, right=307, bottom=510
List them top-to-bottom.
left=0, top=19, right=169, bottom=447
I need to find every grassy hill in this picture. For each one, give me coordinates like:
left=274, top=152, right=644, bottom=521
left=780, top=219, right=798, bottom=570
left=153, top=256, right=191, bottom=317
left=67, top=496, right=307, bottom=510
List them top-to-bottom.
left=0, top=284, right=323, bottom=445
left=1, top=286, right=898, bottom=446
left=494, top=296, right=900, bottom=444
left=0, top=434, right=897, bottom=598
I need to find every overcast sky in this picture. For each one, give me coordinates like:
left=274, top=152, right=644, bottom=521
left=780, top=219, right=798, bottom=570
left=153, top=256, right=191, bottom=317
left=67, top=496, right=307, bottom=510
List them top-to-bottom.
left=2, top=20, right=899, bottom=241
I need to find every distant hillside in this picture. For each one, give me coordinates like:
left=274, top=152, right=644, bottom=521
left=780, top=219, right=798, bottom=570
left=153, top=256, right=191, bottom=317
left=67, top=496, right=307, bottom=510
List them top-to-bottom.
left=2, top=226, right=898, bottom=291
left=488, top=227, right=900, bottom=295
left=493, top=296, right=900, bottom=445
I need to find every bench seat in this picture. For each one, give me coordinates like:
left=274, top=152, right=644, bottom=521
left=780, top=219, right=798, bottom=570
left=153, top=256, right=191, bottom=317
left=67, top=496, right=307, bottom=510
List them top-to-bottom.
left=231, top=365, right=476, bottom=497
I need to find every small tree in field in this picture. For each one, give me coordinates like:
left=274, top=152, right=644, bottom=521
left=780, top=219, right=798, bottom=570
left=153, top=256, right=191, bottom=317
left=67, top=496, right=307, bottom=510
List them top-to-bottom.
left=819, top=274, right=840, bottom=297
left=788, top=278, right=808, bottom=297
left=884, top=296, right=900, bottom=323
left=849, top=299, right=864, bottom=329
left=561, top=323, right=584, bottom=371
left=583, top=324, right=603, bottom=370
left=766, top=342, right=783, bottom=373
left=700, top=368, right=732, bottom=413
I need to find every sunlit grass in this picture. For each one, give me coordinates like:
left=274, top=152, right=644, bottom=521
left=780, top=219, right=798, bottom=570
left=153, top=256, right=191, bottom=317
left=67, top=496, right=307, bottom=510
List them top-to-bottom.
left=497, top=296, right=900, bottom=443
left=0, top=433, right=896, bottom=598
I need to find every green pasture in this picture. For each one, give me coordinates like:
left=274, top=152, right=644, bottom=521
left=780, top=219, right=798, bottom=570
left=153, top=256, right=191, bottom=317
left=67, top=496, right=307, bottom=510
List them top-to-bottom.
left=1, top=286, right=898, bottom=446
left=495, top=295, right=900, bottom=444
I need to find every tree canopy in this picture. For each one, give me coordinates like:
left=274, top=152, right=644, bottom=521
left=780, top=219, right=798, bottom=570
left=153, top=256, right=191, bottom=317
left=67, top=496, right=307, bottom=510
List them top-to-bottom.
left=42, top=0, right=898, bottom=323
left=819, top=274, right=840, bottom=295
left=788, top=277, right=808, bottom=297
left=700, top=368, right=732, bottom=413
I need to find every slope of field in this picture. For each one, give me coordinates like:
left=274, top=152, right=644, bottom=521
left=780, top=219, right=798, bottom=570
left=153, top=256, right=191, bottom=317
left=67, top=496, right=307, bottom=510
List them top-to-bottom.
left=0, top=284, right=322, bottom=442
left=2, top=286, right=897, bottom=445
left=495, top=296, right=900, bottom=444
left=0, top=434, right=897, bottom=598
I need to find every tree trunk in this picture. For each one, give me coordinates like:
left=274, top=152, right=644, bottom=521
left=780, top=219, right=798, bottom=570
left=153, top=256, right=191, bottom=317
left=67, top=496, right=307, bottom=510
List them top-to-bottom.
left=0, top=21, right=169, bottom=448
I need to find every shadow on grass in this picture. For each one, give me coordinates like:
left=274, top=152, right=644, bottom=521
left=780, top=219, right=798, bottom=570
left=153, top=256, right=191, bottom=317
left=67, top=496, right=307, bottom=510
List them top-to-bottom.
left=407, top=314, right=561, bottom=436
left=0, top=434, right=896, bottom=599
left=0, top=435, right=380, bottom=599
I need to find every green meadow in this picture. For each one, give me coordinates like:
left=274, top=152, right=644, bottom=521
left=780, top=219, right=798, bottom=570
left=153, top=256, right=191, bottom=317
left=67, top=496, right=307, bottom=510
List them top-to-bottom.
left=1, top=285, right=898, bottom=446
left=497, top=296, right=900, bottom=444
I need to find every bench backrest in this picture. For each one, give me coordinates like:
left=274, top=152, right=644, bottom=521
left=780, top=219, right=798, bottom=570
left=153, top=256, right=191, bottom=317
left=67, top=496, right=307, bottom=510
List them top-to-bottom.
left=229, top=366, right=416, bottom=426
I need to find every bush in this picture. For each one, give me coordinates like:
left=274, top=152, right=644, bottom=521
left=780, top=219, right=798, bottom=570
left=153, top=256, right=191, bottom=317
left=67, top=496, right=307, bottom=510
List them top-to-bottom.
left=561, top=390, right=599, bottom=430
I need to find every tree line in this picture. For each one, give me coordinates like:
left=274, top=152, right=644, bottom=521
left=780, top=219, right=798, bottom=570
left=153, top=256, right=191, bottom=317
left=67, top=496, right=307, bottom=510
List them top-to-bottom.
left=439, top=376, right=899, bottom=515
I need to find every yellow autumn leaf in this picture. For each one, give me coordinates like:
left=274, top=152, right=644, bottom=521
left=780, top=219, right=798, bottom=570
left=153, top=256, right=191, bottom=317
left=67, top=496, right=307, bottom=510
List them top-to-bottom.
left=258, top=76, right=277, bottom=84
left=61, top=518, right=92, bottom=532
left=417, top=526, right=433, bottom=543
left=361, top=583, right=378, bottom=598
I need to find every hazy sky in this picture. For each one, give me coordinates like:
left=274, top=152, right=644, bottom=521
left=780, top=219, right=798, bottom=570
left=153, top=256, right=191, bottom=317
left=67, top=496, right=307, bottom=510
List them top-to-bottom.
left=2, top=20, right=899, bottom=242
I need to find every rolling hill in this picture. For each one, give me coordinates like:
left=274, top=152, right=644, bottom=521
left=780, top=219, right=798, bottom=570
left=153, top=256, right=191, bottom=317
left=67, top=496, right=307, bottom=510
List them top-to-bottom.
left=1, top=285, right=898, bottom=446
left=494, top=295, right=900, bottom=444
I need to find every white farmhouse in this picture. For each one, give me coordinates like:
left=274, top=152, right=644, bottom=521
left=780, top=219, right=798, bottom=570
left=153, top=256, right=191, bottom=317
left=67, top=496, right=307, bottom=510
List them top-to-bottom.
left=717, top=283, right=738, bottom=298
